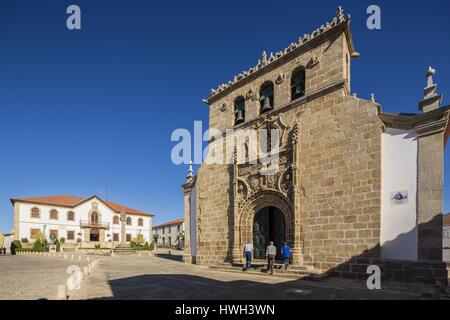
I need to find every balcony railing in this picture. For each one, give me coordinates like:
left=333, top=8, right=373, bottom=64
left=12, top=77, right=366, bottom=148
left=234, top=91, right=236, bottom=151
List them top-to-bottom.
left=80, top=220, right=110, bottom=229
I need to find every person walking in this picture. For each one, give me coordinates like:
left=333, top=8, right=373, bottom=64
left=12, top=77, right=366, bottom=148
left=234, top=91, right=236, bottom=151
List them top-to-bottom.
left=243, top=241, right=253, bottom=271
left=265, top=241, right=277, bottom=275
left=10, top=242, right=16, bottom=255
left=281, top=242, right=291, bottom=270
left=2, top=246, right=5, bottom=256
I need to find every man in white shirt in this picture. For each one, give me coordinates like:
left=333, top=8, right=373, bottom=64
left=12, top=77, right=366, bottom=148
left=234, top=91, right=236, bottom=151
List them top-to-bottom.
left=266, top=241, right=277, bottom=275
left=243, top=242, right=253, bottom=271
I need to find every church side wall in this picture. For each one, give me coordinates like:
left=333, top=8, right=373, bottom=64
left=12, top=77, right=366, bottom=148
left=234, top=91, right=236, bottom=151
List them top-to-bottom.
left=297, top=95, right=382, bottom=271
left=380, top=128, right=418, bottom=261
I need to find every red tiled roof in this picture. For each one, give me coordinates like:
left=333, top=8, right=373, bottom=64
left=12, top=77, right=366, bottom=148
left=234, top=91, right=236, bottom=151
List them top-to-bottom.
left=10, top=195, right=154, bottom=217
left=444, top=214, right=450, bottom=227
left=153, top=218, right=184, bottom=229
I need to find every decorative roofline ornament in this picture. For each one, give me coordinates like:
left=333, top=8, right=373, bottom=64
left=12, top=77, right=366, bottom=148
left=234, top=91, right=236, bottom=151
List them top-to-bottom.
left=206, top=7, right=352, bottom=101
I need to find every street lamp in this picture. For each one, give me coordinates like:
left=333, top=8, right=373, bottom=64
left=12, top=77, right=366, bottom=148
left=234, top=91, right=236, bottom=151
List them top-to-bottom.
left=43, top=225, right=47, bottom=252
left=138, top=229, right=141, bottom=250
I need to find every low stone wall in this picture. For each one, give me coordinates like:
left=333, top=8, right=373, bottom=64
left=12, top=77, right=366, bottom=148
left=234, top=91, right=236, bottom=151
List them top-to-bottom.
left=330, top=258, right=448, bottom=285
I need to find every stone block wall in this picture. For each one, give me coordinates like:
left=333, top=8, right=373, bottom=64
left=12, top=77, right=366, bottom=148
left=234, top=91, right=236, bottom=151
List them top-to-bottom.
left=193, top=24, right=384, bottom=271
left=208, top=28, right=348, bottom=134
left=296, top=95, right=382, bottom=271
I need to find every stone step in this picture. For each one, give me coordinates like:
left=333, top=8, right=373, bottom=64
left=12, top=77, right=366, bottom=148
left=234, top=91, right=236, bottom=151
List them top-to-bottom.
left=214, top=262, right=314, bottom=272
left=209, top=264, right=328, bottom=281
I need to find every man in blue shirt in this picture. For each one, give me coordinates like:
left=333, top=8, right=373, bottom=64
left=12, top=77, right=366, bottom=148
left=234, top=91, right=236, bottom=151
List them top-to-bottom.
left=281, top=242, right=291, bottom=270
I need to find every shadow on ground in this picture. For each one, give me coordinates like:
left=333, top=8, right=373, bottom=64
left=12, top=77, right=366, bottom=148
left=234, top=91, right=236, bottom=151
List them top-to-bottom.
left=154, top=253, right=183, bottom=262
left=88, top=273, right=422, bottom=300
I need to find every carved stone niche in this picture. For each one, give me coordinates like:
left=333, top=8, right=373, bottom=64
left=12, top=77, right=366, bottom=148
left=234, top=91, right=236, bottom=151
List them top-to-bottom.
left=245, top=88, right=256, bottom=101
left=253, top=113, right=290, bottom=150
left=279, top=167, right=293, bottom=196
left=237, top=179, right=249, bottom=202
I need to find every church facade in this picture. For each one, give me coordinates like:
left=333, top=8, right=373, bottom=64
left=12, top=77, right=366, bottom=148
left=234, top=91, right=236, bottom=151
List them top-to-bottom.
left=183, top=7, right=449, bottom=282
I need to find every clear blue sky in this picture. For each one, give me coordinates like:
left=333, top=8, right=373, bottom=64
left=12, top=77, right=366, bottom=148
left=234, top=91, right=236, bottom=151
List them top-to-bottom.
left=1, top=0, right=450, bottom=232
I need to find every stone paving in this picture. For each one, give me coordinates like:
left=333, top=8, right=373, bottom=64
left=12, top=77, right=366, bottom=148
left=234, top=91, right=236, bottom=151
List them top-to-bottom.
left=0, top=250, right=439, bottom=300
left=71, top=250, right=434, bottom=300
left=0, top=254, right=88, bottom=300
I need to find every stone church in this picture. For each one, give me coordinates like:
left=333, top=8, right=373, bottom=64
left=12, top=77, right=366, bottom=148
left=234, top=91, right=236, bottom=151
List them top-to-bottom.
left=182, top=7, right=449, bottom=282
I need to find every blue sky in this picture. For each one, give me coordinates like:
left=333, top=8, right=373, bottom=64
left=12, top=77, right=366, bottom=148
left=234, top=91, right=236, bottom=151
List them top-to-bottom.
left=1, top=0, right=450, bottom=232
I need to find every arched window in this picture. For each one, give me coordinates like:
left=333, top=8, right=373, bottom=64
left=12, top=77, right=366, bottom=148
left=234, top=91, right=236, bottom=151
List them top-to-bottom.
left=291, top=68, right=305, bottom=100
left=259, top=82, right=274, bottom=114
left=234, top=96, right=245, bottom=125
left=31, top=207, right=40, bottom=219
left=49, top=209, right=58, bottom=220
left=67, top=211, right=75, bottom=221
left=91, top=211, right=99, bottom=224
left=113, top=216, right=120, bottom=225
left=126, top=217, right=132, bottom=226
left=138, top=218, right=144, bottom=227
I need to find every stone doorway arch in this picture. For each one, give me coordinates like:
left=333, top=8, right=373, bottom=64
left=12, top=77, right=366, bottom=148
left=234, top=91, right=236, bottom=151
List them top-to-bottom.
left=237, top=190, right=294, bottom=259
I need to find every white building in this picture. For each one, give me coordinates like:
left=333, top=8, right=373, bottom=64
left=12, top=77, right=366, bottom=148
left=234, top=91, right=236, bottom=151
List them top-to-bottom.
left=11, top=195, right=154, bottom=248
left=152, top=218, right=184, bottom=248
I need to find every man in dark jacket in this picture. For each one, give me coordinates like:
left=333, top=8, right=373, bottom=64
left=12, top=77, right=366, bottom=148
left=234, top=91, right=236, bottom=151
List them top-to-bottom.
left=10, top=242, right=16, bottom=255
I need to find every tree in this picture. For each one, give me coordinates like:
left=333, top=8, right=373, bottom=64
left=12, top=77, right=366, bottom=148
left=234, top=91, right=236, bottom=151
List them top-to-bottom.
left=134, top=233, right=145, bottom=248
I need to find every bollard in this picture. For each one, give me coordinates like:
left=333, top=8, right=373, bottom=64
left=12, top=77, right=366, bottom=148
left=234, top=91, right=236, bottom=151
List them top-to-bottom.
left=64, top=254, right=67, bottom=259
left=71, top=255, right=74, bottom=260
left=78, top=256, right=81, bottom=261
left=87, top=257, right=90, bottom=262
left=83, top=266, right=89, bottom=277
left=56, top=285, right=67, bottom=300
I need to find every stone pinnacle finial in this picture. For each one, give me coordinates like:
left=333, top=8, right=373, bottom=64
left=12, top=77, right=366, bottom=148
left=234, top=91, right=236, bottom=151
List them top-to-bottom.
left=337, top=6, right=344, bottom=20
left=262, top=51, right=268, bottom=65
left=419, top=66, right=442, bottom=113
left=426, top=66, right=436, bottom=91
left=370, top=93, right=375, bottom=103
left=186, top=160, right=194, bottom=182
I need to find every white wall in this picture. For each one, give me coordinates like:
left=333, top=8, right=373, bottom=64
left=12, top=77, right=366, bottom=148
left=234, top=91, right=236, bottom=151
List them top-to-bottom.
left=381, top=128, right=418, bottom=260
left=190, top=187, right=197, bottom=257
left=17, top=196, right=152, bottom=244
left=153, top=222, right=184, bottom=246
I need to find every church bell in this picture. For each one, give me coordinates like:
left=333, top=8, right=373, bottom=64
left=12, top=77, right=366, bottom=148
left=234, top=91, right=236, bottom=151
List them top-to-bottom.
left=261, top=96, right=272, bottom=113
left=235, top=109, right=244, bottom=124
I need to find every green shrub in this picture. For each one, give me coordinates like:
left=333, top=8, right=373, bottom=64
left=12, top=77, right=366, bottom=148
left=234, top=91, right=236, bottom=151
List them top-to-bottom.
left=21, top=237, right=29, bottom=243
left=59, top=237, right=65, bottom=244
left=32, top=239, right=44, bottom=252
left=54, top=239, right=61, bottom=252
left=12, top=240, right=22, bottom=249
left=143, top=242, right=149, bottom=250
left=149, top=242, right=154, bottom=251
left=94, top=244, right=101, bottom=249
